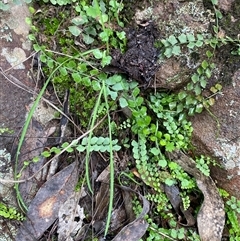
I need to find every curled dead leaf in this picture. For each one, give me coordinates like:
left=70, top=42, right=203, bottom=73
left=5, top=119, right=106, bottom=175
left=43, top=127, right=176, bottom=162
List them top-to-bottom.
left=167, top=150, right=225, bottom=241
left=112, top=186, right=150, bottom=241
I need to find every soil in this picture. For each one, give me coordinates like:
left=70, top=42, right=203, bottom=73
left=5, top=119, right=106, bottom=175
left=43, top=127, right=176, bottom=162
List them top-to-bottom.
left=108, top=21, right=160, bottom=86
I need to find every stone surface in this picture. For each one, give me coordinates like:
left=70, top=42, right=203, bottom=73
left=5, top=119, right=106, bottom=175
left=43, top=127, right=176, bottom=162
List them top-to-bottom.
left=141, top=0, right=240, bottom=200
left=218, top=0, right=235, bottom=11
left=0, top=3, right=32, bottom=241
left=0, top=3, right=32, bottom=152
left=154, top=58, right=190, bottom=90
left=191, top=69, right=240, bottom=198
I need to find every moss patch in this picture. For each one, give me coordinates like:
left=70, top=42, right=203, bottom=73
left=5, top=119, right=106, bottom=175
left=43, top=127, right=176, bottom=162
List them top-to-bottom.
left=219, top=1, right=240, bottom=38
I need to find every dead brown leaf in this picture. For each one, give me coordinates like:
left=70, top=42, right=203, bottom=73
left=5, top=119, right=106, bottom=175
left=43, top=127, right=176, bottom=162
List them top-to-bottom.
left=167, top=150, right=225, bottom=241
left=15, top=161, right=78, bottom=241
left=164, top=184, right=196, bottom=226
left=112, top=186, right=149, bottom=241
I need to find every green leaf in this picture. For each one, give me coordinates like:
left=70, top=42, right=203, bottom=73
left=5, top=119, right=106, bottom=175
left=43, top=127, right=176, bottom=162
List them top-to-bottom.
left=211, top=0, right=218, bottom=5
left=0, top=2, right=10, bottom=11
left=86, top=6, right=99, bottom=18
left=215, top=9, right=222, bottom=19
left=99, top=14, right=108, bottom=24
left=71, top=16, right=88, bottom=25
left=25, top=17, right=32, bottom=25
left=213, top=25, right=219, bottom=34
left=69, top=26, right=81, bottom=36
left=84, top=26, right=97, bottom=36
left=99, top=31, right=109, bottom=42
left=116, top=31, right=126, bottom=40
left=178, top=33, right=187, bottom=43
left=28, top=34, right=35, bottom=41
left=83, top=34, right=94, bottom=44
left=187, top=34, right=195, bottom=42
left=197, top=34, right=204, bottom=40
left=168, top=35, right=178, bottom=45
left=161, top=39, right=170, bottom=47
left=195, top=40, right=203, bottom=47
left=187, top=42, right=195, bottom=49
left=33, top=44, right=41, bottom=52
left=172, top=45, right=181, bottom=55
left=164, top=48, right=173, bottom=58
left=92, top=49, right=103, bottom=59
left=206, top=50, right=213, bottom=58
left=40, top=54, right=47, bottom=63
left=101, top=55, right=112, bottom=67
left=47, top=59, right=54, bottom=68
left=67, top=60, right=77, bottom=69
left=201, top=60, right=209, bottom=69
left=59, top=67, right=68, bottom=76
left=197, top=67, right=203, bottom=75
left=205, top=68, right=212, bottom=78
left=90, top=69, right=99, bottom=76
left=72, top=73, right=81, bottom=83
left=191, top=74, right=199, bottom=83
left=106, top=75, right=121, bottom=85
left=82, top=77, right=91, bottom=86
left=200, top=77, right=207, bottom=88
left=92, top=80, right=101, bottom=90
left=112, top=82, right=124, bottom=91
left=187, top=82, right=194, bottom=91
left=215, top=83, right=222, bottom=91
left=194, top=85, right=202, bottom=95
left=132, top=87, right=140, bottom=97
left=108, top=89, right=118, bottom=100
left=178, top=91, right=187, bottom=100
left=185, top=95, right=194, bottom=105
left=136, top=96, right=144, bottom=106
left=119, top=97, right=128, bottom=108
left=169, top=101, right=176, bottom=110
left=177, top=103, right=184, bottom=113
left=195, top=104, right=203, bottom=113
left=188, top=107, right=195, bottom=116
left=90, top=136, right=98, bottom=145
left=82, top=137, right=88, bottom=146
left=95, top=137, right=104, bottom=145
left=103, top=137, right=110, bottom=145
left=160, top=139, right=166, bottom=146
left=61, top=142, right=70, bottom=148
left=166, top=142, right=175, bottom=152
left=76, top=145, right=86, bottom=152
left=98, top=145, right=107, bottom=152
left=113, top=145, right=121, bottom=151
left=50, top=146, right=61, bottom=154
left=66, top=147, right=74, bottom=153
left=150, top=147, right=160, bottom=156
left=42, top=151, right=51, bottom=158
left=33, top=156, right=40, bottom=163
left=159, top=158, right=167, bottom=168
left=24, top=161, right=30, bottom=166
left=165, top=178, right=176, bottom=186
left=171, top=229, right=177, bottom=238
left=178, top=229, right=185, bottom=239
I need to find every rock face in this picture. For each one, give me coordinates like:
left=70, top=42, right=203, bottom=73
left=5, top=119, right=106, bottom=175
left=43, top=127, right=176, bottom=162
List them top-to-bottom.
left=139, top=0, right=240, bottom=200
left=0, top=3, right=32, bottom=241
left=0, top=3, right=32, bottom=151
left=191, top=70, right=240, bottom=198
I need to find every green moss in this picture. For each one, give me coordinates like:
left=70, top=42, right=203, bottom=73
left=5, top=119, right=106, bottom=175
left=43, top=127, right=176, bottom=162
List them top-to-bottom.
left=218, top=1, right=240, bottom=38
left=69, top=86, right=96, bottom=128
